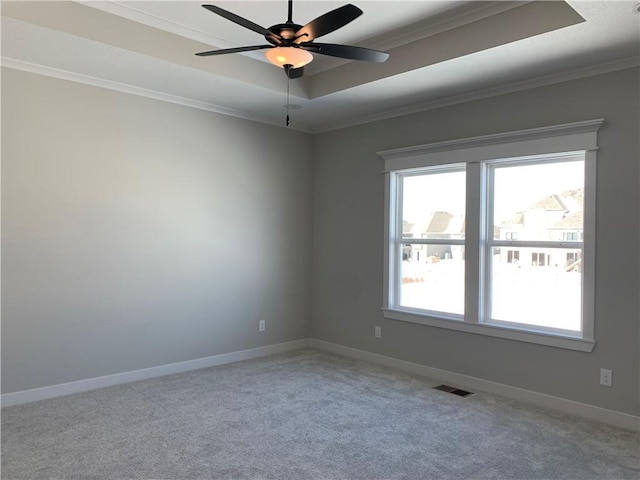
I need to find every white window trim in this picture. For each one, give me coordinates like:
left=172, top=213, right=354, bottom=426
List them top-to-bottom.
left=379, top=119, right=603, bottom=353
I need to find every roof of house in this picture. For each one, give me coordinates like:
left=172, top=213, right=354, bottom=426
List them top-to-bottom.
left=500, top=188, right=584, bottom=229
left=559, top=189, right=583, bottom=211
left=527, top=194, right=567, bottom=211
left=551, top=211, right=583, bottom=229
left=406, top=212, right=494, bottom=237
left=425, top=212, right=455, bottom=234
left=502, top=213, right=525, bottom=226
left=403, top=221, right=414, bottom=234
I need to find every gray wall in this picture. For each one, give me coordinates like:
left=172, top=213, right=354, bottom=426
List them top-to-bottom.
left=3, top=65, right=638, bottom=417
left=2, top=68, right=313, bottom=393
left=311, top=68, right=639, bottom=416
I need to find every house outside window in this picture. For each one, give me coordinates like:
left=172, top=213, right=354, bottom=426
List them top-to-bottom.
left=379, top=119, right=602, bottom=352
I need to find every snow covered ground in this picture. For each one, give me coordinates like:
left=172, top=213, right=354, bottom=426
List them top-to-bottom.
left=399, top=257, right=581, bottom=332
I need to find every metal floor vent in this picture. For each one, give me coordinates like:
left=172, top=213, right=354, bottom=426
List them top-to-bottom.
left=433, top=384, right=474, bottom=397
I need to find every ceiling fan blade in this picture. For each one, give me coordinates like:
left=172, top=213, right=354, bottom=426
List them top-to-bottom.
left=294, top=4, right=362, bottom=42
left=202, top=5, right=276, bottom=38
left=301, top=43, right=389, bottom=63
left=196, top=45, right=273, bottom=56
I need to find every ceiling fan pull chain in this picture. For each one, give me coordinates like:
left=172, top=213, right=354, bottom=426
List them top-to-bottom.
left=286, top=66, right=291, bottom=127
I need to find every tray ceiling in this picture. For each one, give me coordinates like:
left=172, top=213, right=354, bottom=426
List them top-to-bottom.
left=2, top=1, right=639, bottom=132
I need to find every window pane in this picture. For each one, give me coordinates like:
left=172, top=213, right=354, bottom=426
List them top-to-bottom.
left=493, top=161, right=584, bottom=241
left=399, top=169, right=466, bottom=315
left=402, top=170, right=466, bottom=240
left=399, top=245, right=465, bottom=315
left=489, top=247, right=582, bottom=331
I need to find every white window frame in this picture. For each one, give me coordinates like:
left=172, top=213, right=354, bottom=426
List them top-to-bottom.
left=379, top=119, right=603, bottom=352
left=483, top=153, right=587, bottom=337
left=391, top=164, right=466, bottom=320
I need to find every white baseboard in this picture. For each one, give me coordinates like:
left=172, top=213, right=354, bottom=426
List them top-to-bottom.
left=4, top=337, right=638, bottom=432
left=1, top=339, right=311, bottom=408
left=309, top=339, right=640, bottom=432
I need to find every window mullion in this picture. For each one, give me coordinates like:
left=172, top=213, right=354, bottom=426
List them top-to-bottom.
left=464, top=162, right=483, bottom=324
left=394, top=174, right=404, bottom=309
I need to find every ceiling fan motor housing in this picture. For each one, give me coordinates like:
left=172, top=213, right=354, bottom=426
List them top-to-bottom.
left=266, top=23, right=304, bottom=45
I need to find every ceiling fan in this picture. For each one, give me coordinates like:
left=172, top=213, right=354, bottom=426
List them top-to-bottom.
left=195, top=0, right=390, bottom=79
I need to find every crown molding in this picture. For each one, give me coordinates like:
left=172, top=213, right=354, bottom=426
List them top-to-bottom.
left=2, top=54, right=636, bottom=137
left=311, top=56, right=639, bottom=134
left=0, top=57, right=312, bottom=133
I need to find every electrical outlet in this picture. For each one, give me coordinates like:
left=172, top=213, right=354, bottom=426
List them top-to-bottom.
left=259, top=320, right=266, bottom=332
left=374, top=326, right=382, bottom=338
left=600, top=368, right=612, bottom=387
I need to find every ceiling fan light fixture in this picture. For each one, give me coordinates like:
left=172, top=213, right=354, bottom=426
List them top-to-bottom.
left=266, top=47, right=313, bottom=68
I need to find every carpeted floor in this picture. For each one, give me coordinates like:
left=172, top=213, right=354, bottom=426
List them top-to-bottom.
left=2, top=349, right=638, bottom=479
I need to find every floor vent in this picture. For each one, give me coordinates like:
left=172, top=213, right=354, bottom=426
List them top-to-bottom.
left=433, top=384, right=474, bottom=397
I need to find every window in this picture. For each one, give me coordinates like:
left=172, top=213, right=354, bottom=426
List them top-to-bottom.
left=380, top=120, right=602, bottom=352
left=486, top=158, right=584, bottom=334
left=395, top=167, right=466, bottom=316
left=531, top=252, right=549, bottom=266
left=566, top=252, right=581, bottom=269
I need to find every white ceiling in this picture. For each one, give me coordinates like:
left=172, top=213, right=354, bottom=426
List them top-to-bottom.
left=2, top=1, right=639, bottom=133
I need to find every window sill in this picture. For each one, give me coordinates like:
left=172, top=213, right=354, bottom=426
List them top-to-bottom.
left=382, top=308, right=595, bottom=352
